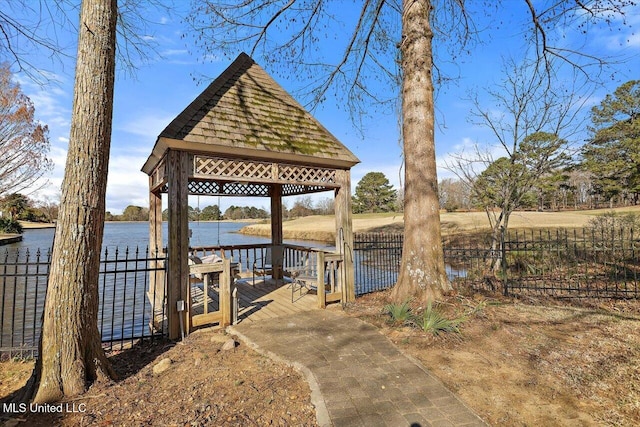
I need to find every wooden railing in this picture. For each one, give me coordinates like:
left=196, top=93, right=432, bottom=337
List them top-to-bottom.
left=188, top=243, right=346, bottom=322
left=190, top=243, right=271, bottom=278
left=283, top=244, right=345, bottom=308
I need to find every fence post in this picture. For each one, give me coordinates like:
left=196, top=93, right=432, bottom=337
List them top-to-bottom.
left=501, top=226, right=508, bottom=296
left=317, top=251, right=326, bottom=308
left=220, top=258, right=232, bottom=327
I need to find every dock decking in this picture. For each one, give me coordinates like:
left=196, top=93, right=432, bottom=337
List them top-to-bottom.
left=190, top=277, right=318, bottom=326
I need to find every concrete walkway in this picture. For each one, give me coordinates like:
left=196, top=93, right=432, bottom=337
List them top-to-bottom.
left=230, top=309, right=488, bottom=427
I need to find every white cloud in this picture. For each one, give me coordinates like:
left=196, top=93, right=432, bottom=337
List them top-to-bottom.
left=574, top=3, right=640, bottom=53
left=602, top=30, right=640, bottom=51
left=628, top=32, right=640, bottom=48
left=162, top=49, right=188, bottom=57
left=201, top=53, right=222, bottom=63
left=20, top=79, right=72, bottom=131
left=118, top=113, right=174, bottom=138
left=436, top=136, right=511, bottom=181
left=28, top=147, right=152, bottom=215
left=105, top=153, right=152, bottom=214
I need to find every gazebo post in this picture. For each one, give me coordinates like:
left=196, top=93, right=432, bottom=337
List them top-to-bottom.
left=166, top=149, right=190, bottom=339
left=335, top=169, right=355, bottom=302
left=147, top=182, right=165, bottom=332
left=270, top=184, right=284, bottom=281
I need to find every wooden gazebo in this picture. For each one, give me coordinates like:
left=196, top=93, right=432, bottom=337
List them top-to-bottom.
left=141, top=53, right=359, bottom=339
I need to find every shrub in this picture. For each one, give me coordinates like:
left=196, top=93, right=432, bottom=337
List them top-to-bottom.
left=588, top=211, right=639, bottom=236
left=0, top=217, right=23, bottom=234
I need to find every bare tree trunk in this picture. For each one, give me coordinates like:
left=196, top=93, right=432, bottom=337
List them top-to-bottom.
left=33, top=0, right=117, bottom=403
left=391, top=0, right=451, bottom=304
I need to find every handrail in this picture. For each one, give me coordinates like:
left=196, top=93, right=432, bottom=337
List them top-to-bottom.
left=190, top=243, right=271, bottom=252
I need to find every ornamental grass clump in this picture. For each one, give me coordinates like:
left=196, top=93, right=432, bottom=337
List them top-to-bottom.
left=383, top=299, right=413, bottom=325
left=412, top=301, right=465, bottom=336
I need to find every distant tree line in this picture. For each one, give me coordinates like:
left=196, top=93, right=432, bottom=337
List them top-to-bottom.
left=442, top=80, right=640, bottom=213
left=438, top=169, right=603, bottom=212
left=103, top=174, right=404, bottom=222
left=0, top=193, right=59, bottom=223
left=106, top=205, right=150, bottom=221
left=222, top=205, right=268, bottom=220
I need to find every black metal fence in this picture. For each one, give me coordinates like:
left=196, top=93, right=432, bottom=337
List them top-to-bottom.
left=3, top=228, right=637, bottom=356
left=353, top=228, right=640, bottom=298
left=499, top=228, right=639, bottom=298
left=353, top=233, right=402, bottom=295
left=0, top=247, right=166, bottom=358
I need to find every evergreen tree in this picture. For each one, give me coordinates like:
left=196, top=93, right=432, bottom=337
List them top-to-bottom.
left=581, top=80, right=640, bottom=206
left=352, top=172, right=397, bottom=213
left=121, top=205, right=149, bottom=221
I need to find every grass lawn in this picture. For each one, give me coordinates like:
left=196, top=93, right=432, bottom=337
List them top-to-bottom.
left=238, top=206, right=640, bottom=241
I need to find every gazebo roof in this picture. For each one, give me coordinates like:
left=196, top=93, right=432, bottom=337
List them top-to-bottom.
left=142, top=53, right=359, bottom=175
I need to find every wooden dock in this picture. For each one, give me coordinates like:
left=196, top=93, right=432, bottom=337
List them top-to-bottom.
left=190, top=277, right=318, bottom=326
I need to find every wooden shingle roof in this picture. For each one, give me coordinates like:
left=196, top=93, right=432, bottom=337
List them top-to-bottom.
left=142, top=53, right=359, bottom=174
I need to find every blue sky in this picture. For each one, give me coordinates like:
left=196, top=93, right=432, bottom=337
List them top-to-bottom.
left=12, top=1, right=640, bottom=214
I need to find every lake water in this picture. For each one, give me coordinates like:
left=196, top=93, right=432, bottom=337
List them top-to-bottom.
left=1, top=221, right=332, bottom=353
left=6, top=221, right=331, bottom=252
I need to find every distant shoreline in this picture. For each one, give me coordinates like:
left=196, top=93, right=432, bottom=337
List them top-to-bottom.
left=238, top=213, right=405, bottom=242
left=18, top=219, right=264, bottom=229
left=104, top=219, right=265, bottom=224
left=19, top=221, right=56, bottom=229
left=0, top=234, right=22, bottom=245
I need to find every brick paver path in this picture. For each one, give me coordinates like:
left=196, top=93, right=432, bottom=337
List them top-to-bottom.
left=231, top=309, right=488, bottom=427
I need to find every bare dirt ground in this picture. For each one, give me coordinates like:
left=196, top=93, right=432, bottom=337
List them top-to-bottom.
left=3, top=290, right=639, bottom=426
left=346, top=290, right=640, bottom=427
left=1, top=329, right=317, bottom=426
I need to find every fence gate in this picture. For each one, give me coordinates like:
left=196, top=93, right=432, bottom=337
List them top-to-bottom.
left=187, top=258, right=233, bottom=331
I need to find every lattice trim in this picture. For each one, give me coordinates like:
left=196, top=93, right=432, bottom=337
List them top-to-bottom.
left=194, top=155, right=337, bottom=186
left=195, top=156, right=272, bottom=181
left=279, top=164, right=336, bottom=184
left=166, top=180, right=330, bottom=197
left=185, top=180, right=270, bottom=197
left=188, top=181, right=221, bottom=195
left=221, top=182, right=269, bottom=197
left=282, top=184, right=330, bottom=196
